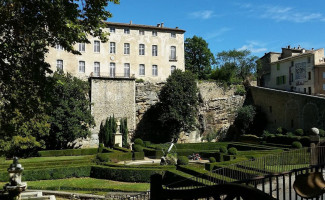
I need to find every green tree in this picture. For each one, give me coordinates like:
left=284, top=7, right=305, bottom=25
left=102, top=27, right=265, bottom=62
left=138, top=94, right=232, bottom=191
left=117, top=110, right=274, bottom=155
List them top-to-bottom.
left=0, top=0, right=118, bottom=155
left=185, top=36, right=216, bottom=79
left=215, top=49, right=258, bottom=82
left=158, top=69, right=199, bottom=140
left=45, top=71, right=95, bottom=149
left=234, top=105, right=256, bottom=136
left=120, top=118, right=129, bottom=147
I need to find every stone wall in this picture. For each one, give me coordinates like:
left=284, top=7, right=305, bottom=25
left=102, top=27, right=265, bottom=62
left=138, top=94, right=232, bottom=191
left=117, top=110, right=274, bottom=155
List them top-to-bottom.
left=86, top=77, right=136, bottom=147
left=135, top=81, right=245, bottom=143
left=250, top=86, right=325, bottom=132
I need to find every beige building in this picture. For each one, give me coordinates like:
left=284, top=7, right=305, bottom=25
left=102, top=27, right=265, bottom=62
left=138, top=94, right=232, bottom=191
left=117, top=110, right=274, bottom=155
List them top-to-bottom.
left=45, top=21, right=186, bottom=82
left=258, top=46, right=325, bottom=96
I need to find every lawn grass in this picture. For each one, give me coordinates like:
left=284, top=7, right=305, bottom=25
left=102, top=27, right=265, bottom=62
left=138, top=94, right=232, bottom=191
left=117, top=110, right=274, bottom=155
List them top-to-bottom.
left=0, top=177, right=150, bottom=195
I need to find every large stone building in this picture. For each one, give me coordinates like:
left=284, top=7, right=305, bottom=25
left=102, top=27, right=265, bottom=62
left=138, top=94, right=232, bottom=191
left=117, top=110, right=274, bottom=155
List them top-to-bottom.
left=45, top=21, right=185, bottom=82
left=258, top=46, right=325, bottom=96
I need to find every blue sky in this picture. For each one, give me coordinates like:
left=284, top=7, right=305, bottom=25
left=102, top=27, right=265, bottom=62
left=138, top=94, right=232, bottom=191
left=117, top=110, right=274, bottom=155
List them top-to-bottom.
left=107, top=0, right=325, bottom=58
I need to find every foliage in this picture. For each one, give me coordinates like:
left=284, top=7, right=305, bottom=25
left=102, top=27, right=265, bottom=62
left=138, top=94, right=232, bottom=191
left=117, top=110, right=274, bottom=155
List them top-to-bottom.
left=0, top=0, right=119, bottom=156
left=185, top=35, right=216, bottom=79
left=214, top=49, right=258, bottom=83
left=210, top=63, right=238, bottom=84
left=158, top=70, right=199, bottom=140
left=44, top=71, right=95, bottom=149
left=135, top=78, right=145, bottom=83
left=234, top=85, right=246, bottom=96
left=234, top=105, right=256, bottom=136
left=99, top=116, right=117, bottom=148
left=120, top=118, right=129, bottom=147
left=276, top=127, right=283, bottom=134
left=202, top=129, right=218, bottom=142
left=295, top=129, right=304, bottom=136
left=319, top=129, right=325, bottom=137
left=134, top=138, right=144, bottom=146
left=292, top=141, right=302, bottom=149
left=133, top=145, right=144, bottom=152
left=219, top=146, right=228, bottom=154
left=228, top=147, right=238, bottom=155
left=38, top=148, right=98, bottom=157
left=133, top=151, right=145, bottom=160
left=96, top=152, right=132, bottom=163
left=177, top=156, right=189, bottom=165
left=209, top=157, right=216, bottom=163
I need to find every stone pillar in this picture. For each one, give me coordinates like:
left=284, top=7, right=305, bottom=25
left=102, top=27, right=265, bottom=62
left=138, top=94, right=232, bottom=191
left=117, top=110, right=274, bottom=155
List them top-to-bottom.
left=115, top=120, right=122, bottom=147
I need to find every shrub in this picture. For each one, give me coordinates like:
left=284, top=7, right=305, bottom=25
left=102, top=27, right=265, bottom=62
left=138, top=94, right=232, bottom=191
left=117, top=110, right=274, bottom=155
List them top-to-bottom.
left=135, top=78, right=144, bottom=83
left=234, top=85, right=246, bottom=96
left=276, top=127, right=283, bottom=134
left=295, top=129, right=304, bottom=136
left=319, top=129, right=325, bottom=137
left=286, top=132, right=294, bottom=137
left=299, top=136, right=311, bottom=146
left=134, top=138, right=144, bottom=146
left=143, top=141, right=151, bottom=147
left=292, top=141, right=302, bottom=149
left=98, top=143, right=104, bottom=153
left=133, top=144, right=143, bottom=152
left=219, top=146, right=228, bottom=154
left=228, top=147, right=237, bottom=155
left=38, top=148, right=98, bottom=157
left=133, top=151, right=144, bottom=160
left=96, top=152, right=132, bottom=163
left=177, top=156, right=189, bottom=165
left=209, top=157, right=216, bottom=163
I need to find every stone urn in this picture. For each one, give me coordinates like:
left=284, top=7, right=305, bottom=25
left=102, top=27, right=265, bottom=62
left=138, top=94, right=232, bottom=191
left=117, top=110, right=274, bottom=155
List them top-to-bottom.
left=4, top=157, right=27, bottom=199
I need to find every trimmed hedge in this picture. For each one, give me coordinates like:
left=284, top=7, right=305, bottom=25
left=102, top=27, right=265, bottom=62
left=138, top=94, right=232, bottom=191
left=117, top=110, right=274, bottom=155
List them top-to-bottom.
left=134, top=138, right=144, bottom=146
left=292, top=141, right=302, bottom=149
left=175, top=142, right=228, bottom=150
left=133, top=145, right=143, bottom=152
left=113, top=146, right=132, bottom=153
left=143, top=147, right=164, bottom=159
left=228, top=147, right=237, bottom=155
left=38, top=148, right=98, bottom=157
left=176, top=149, right=219, bottom=159
left=133, top=151, right=145, bottom=160
left=96, top=152, right=132, bottom=163
left=223, top=155, right=236, bottom=161
left=177, top=156, right=189, bottom=165
left=209, top=157, right=216, bottom=163
left=0, top=165, right=92, bottom=182
left=91, top=166, right=164, bottom=182
left=163, top=170, right=206, bottom=187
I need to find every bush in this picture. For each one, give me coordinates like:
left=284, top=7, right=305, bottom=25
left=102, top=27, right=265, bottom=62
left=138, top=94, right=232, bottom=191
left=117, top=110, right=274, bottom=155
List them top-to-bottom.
left=135, top=78, right=144, bottom=83
left=234, top=85, right=246, bottom=96
left=276, top=127, right=283, bottom=134
left=295, top=129, right=304, bottom=136
left=319, top=129, right=325, bottom=137
left=286, top=132, right=294, bottom=137
left=134, top=138, right=144, bottom=146
left=143, top=141, right=151, bottom=147
left=292, top=141, right=302, bottom=149
left=98, top=143, right=104, bottom=153
left=133, top=145, right=143, bottom=152
left=219, top=146, right=228, bottom=154
left=228, top=147, right=237, bottom=155
left=38, top=148, right=98, bottom=157
left=133, top=151, right=144, bottom=160
left=96, top=152, right=132, bottom=163
left=177, top=156, right=189, bottom=165
left=209, top=157, right=216, bottom=163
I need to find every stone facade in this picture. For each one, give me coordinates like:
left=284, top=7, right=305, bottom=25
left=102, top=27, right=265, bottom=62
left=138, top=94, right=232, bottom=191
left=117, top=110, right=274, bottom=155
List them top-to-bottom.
left=87, top=77, right=136, bottom=147
left=135, top=81, right=245, bottom=143
left=250, top=86, right=325, bottom=132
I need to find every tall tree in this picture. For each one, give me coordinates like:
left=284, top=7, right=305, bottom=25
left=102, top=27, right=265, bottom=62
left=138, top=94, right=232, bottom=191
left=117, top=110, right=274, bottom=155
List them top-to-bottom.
left=0, top=1, right=119, bottom=154
left=185, top=36, right=216, bottom=79
left=216, top=49, right=258, bottom=82
left=158, top=69, right=199, bottom=140
left=45, top=71, right=95, bottom=149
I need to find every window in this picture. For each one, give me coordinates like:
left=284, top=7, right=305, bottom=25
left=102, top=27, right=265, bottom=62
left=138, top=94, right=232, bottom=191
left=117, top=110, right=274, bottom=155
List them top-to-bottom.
left=110, top=27, right=115, bottom=33
left=124, top=28, right=130, bottom=34
left=139, top=30, right=144, bottom=35
left=152, top=30, right=157, bottom=36
left=171, top=32, right=176, bottom=38
left=94, top=41, right=100, bottom=52
left=110, top=42, right=116, bottom=54
left=78, top=43, right=85, bottom=52
left=124, top=43, right=130, bottom=54
left=56, top=44, right=63, bottom=51
left=139, top=44, right=145, bottom=55
left=152, top=45, right=157, bottom=56
left=170, top=46, right=176, bottom=60
left=307, top=57, right=311, bottom=63
left=56, top=60, right=63, bottom=71
left=79, top=61, right=85, bottom=73
left=291, top=61, right=294, bottom=67
left=94, top=62, right=100, bottom=76
left=110, top=62, right=115, bottom=77
left=124, top=63, right=130, bottom=78
left=276, top=63, right=280, bottom=70
left=139, top=64, right=145, bottom=76
left=152, top=65, right=158, bottom=76
left=171, top=65, right=176, bottom=74
left=308, top=72, right=311, bottom=80
left=323, top=72, right=325, bottom=79
left=323, top=84, right=325, bottom=91
left=308, top=87, right=311, bottom=95
left=304, top=88, right=306, bottom=93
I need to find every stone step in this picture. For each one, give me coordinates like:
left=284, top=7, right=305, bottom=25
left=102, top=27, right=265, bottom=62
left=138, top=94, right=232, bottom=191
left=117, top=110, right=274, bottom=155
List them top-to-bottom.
left=21, top=191, right=43, bottom=197
left=21, top=195, right=56, bottom=200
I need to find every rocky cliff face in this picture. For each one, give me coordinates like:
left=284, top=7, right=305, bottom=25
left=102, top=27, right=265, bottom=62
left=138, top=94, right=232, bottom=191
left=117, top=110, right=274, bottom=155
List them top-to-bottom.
left=135, top=81, right=245, bottom=143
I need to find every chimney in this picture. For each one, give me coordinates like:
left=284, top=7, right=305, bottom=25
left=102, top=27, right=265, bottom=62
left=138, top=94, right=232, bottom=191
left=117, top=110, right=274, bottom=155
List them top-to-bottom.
left=130, top=20, right=132, bottom=25
left=161, top=23, right=164, bottom=28
left=157, top=24, right=160, bottom=27
left=176, top=27, right=179, bottom=29
left=288, top=45, right=291, bottom=49
left=298, top=45, right=301, bottom=49
left=312, top=48, right=314, bottom=50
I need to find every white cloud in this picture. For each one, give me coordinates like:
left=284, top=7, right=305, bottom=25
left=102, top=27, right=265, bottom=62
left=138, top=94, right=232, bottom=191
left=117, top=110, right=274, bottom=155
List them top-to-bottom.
left=238, top=4, right=325, bottom=23
left=189, top=10, right=215, bottom=19
left=204, top=27, right=231, bottom=40
left=238, top=41, right=267, bottom=53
